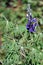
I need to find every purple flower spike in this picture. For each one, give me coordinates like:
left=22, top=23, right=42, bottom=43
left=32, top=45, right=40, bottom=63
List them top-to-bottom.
left=26, top=4, right=38, bottom=33
left=26, top=14, right=37, bottom=33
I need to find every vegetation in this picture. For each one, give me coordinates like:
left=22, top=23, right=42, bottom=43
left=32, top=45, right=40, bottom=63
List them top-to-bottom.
left=0, top=0, right=43, bottom=65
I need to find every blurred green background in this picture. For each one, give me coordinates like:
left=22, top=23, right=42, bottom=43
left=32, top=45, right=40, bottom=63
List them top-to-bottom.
left=0, top=0, right=43, bottom=65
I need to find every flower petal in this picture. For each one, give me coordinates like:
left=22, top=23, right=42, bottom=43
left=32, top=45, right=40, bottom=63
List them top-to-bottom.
left=31, top=18, right=37, bottom=22
left=33, top=23, right=38, bottom=29
left=26, top=24, right=29, bottom=30
left=29, top=27, right=34, bottom=32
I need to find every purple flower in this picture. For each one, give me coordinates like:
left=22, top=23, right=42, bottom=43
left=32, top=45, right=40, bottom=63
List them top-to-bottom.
left=26, top=14, right=37, bottom=33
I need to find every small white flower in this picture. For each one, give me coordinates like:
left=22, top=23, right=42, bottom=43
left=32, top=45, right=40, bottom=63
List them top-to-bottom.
left=30, top=12, right=32, bottom=15
left=26, top=14, right=28, bottom=17
left=21, top=46, right=24, bottom=50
